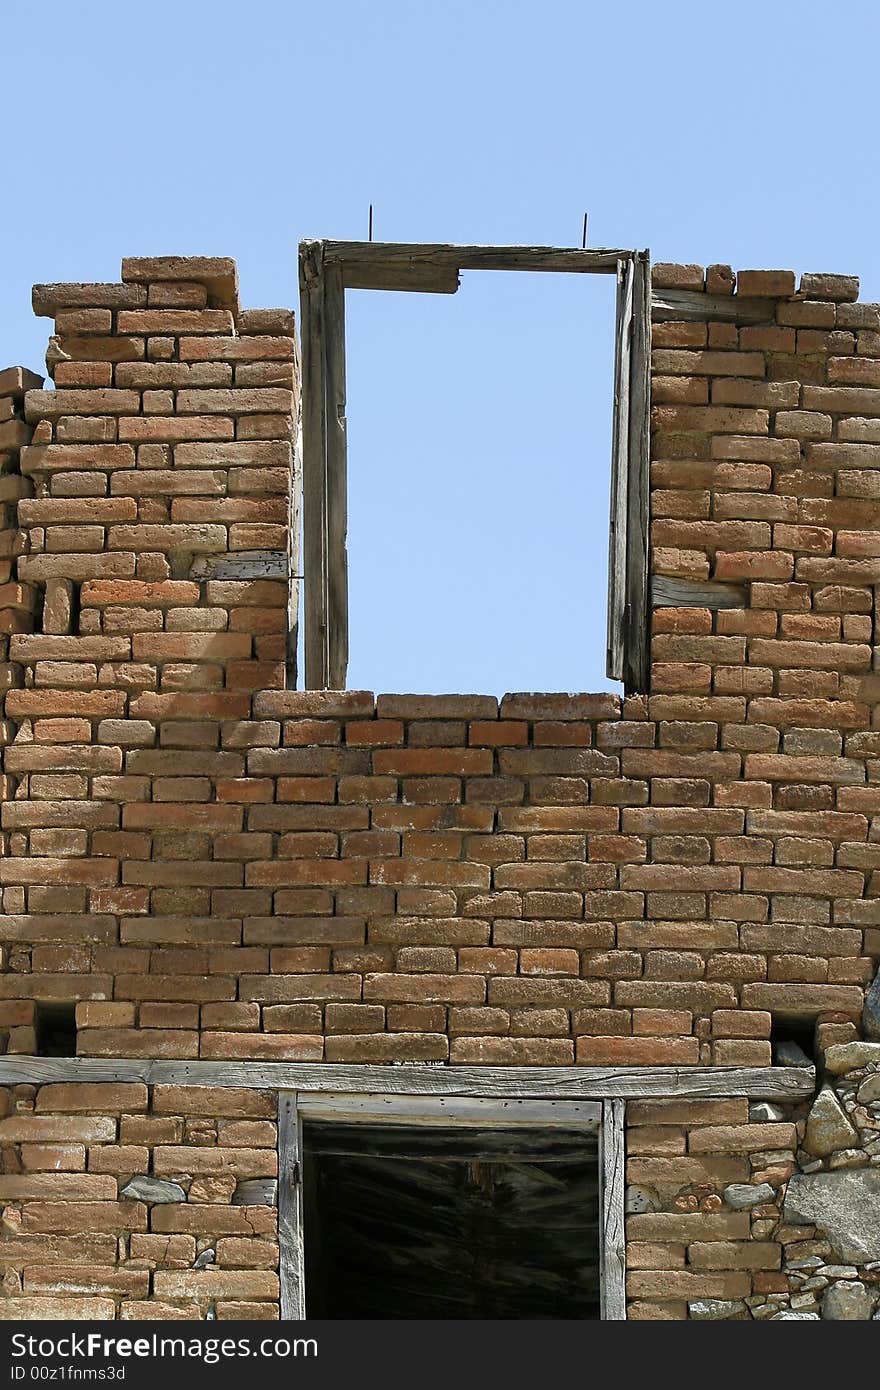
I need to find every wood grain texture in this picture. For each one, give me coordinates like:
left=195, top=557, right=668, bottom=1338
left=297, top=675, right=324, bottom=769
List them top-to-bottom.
left=299, top=239, right=329, bottom=689
left=323, top=241, right=628, bottom=275
left=623, top=250, right=651, bottom=695
left=607, top=257, right=633, bottom=684
left=323, top=266, right=348, bottom=690
left=651, top=288, right=774, bottom=323
left=652, top=574, right=749, bottom=609
left=0, top=1058, right=816, bottom=1099
left=278, top=1091, right=306, bottom=1319
left=295, top=1095, right=601, bottom=1129
left=600, top=1098, right=626, bottom=1321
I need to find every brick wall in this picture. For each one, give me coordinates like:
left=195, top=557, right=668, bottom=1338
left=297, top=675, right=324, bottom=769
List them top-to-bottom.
left=1, top=254, right=880, bottom=1320
left=0, top=256, right=877, bottom=1065
left=0, top=1081, right=279, bottom=1320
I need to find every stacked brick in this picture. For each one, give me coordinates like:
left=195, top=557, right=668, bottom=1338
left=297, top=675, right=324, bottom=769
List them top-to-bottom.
left=0, top=256, right=877, bottom=1069
left=0, top=1082, right=279, bottom=1319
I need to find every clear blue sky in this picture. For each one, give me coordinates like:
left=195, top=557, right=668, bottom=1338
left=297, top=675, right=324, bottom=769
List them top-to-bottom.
left=3, top=0, right=879, bottom=695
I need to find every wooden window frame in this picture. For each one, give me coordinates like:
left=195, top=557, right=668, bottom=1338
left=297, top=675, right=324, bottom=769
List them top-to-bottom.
left=298, top=240, right=651, bottom=694
left=278, top=1091, right=624, bottom=1321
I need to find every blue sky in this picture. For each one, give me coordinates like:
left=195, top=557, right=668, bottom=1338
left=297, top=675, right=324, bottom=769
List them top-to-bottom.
left=2, top=0, right=879, bottom=694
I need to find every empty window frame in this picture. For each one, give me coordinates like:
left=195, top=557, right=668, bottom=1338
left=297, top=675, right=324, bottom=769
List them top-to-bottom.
left=298, top=241, right=651, bottom=694
left=278, top=1093, right=625, bottom=1321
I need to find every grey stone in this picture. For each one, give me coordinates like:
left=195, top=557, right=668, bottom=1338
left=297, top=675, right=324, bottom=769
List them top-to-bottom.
left=864, top=968, right=880, bottom=1041
left=775, top=1040, right=812, bottom=1067
left=824, top=1042, right=880, bottom=1074
left=857, top=1074, right=880, bottom=1105
left=804, top=1086, right=859, bottom=1157
left=749, top=1102, right=784, bottom=1122
left=829, top=1148, right=869, bottom=1169
left=784, top=1169, right=880, bottom=1263
left=119, top=1175, right=186, bottom=1204
left=232, top=1178, right=277, bottom=1207
left=723, top=1182, right=775, bottom=1209
left=625, top=1184, right=658, bottom=1214
left=192, top=1248, right=215, bottom=1268
left=821, top=1281, right=873, bottom=1320
left=688, top=1299, right=749, bottom=1320
left=770, top=1310, right=820, bottom=1320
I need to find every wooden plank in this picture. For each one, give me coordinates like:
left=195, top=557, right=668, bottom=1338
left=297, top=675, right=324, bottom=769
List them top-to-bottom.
left=299, top=240, right=329, bottom=689
left=323, top=241, right=629, bottom=275
left=623, top=250, right=652, bottom=694
left=607, top=257, right=633, bottom=683
left=343, top=264, right=461, bottom=294
left=323, top=266, right=348, bottom=690
left=651, top=289, right=774, bottom=324
left=288, top=383, right=303, bottom=688
left=189, top=549, right=288, bottom=581
left=652, top=574, right=748, bottom=610
left=0, top=1058, right=816, bottom=1099
left=278, top=1092, right=306, bottom=1319
left=295, top=1094, right=601, bottom=1129
left=600, top=1098, right=626, bottom=1321
left=303, top=1122, right=600, bottom=1162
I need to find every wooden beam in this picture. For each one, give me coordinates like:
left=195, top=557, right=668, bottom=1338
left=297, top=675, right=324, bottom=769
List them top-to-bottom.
left=299, top=240, right=329, bottom=688
left=323, top=241, right=629, bottom=275
left=623, top=250, right=651, bottom=695
left=607, top=257, right=633, bottom=684
left=343, top=264, right=461, bottom=294
left=323, top=266, right=348, bottom=690
left=651, top=289, right=774, bottom=324
left=652, top=575, right=748, bottom=609
left=0, top=1058, right=816, bottom=1099
left=278, top=1092, right=306, bottom=1319
left=294, top=1094, right=602, bottom=1129
left=600, top=1098, right=626, bottom=1321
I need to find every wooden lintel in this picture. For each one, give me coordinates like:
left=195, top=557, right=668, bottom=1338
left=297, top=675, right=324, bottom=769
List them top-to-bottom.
left=323, top=241, right=629, bottom=275
left=651, top=289, right=774, bottom=323
left=652, top=575, right=749, bottom=610
left=0, top=1057, right=816, bottom=1100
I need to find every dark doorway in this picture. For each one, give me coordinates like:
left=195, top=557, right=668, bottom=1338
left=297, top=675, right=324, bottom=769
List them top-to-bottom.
left=302, top=1121, right=601, bottom=1319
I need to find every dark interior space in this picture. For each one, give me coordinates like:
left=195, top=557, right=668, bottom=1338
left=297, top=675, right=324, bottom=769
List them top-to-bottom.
left=35, top=1002, right=77, bottom=1057
left=770, top=1015, right=816, bottom=1065
left=303, top=1121, right=601, bottom=1319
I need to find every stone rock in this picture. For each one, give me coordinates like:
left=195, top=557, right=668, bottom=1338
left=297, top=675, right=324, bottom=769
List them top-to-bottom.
left=864, top=968, right=880, bottom=1041
left=775, top=1040, right=812, bottom=1067
left=824, top=1042, right=880, bottom=1074
left=857, top=1074, right=880, bottom=1105
left=804, top=1086, right=859, bottom=1157
left=749, top=1102, right=784, bottom=1122
left=829, top=1148, right=869, bottom=1169
left=784, top=1169, right=880, bottom=1263
left=120, top=1175, right=186, bottom=1204
left=232, top=1178, right=277, bottom=1207
left=723, top=1182, right=775, bottom=1209
left=625, top=1184, right=658, bottom=1214
left=192, top=1248, right=215, bottom=1268
left=821, top=1281, right=873, bottom=1320
left=688, top=1299, right=749, bottom=1320
left=770, top=1310, right=820, bottom=1320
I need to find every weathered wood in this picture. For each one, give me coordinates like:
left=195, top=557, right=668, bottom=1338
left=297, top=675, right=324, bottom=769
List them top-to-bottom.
left=299, top=240, right=329, bottom=689
left=321, top=240, right=629, bottom=275
left=623, top=250, right=651, bottom=694
left=607, top=257, right=633, bottom=684
left=343, top=264, right=461, bottom=294
left=323, top=266, right=348, bottom=690
left=651, top=289, right=774, bottom=324
left=189, top=549, right=288, bottom=581
left=652, top=574, right=748, bottom=610
left=0, top=1058, right=816, bottom=1099
left=278, top=1092, right=306, bottom=1319
left=295, top=1094, right=601, bottom=1129
left=600, top=1098, right=626, bottom=1321
left=303, top=1122, right=598, bottom=1161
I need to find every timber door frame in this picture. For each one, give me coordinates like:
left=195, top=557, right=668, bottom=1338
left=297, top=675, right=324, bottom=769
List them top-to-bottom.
left=298, top=240, right=651, bottom=694
left=276, top=1091, right=625, bottom=1322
